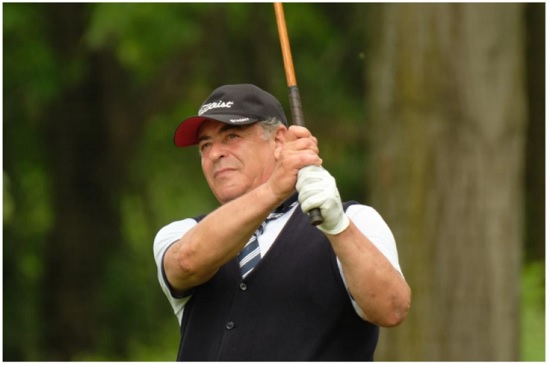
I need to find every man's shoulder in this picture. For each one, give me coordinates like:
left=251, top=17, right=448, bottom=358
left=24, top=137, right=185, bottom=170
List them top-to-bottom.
left=344, top=203, right=389, bottom=227
left=154, top=217, right=198, bottom=244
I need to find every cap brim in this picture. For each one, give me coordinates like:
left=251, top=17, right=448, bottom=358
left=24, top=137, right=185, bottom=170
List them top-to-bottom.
left=173, top=114, right=259, bottom=147
left=174, top=116, right=210, bottom=147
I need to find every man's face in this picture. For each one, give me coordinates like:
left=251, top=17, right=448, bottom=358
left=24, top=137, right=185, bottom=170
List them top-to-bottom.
left=197, top=120, right=283, bottom=204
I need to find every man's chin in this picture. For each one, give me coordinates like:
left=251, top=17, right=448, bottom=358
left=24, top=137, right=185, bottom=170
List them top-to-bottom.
left=215, top=187, right=248, bottom=205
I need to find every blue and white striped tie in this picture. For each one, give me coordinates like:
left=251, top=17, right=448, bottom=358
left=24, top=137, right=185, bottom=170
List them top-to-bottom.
left=238, top=195, right=298, bottom=278
left=238, top=231, right=263, bottom=278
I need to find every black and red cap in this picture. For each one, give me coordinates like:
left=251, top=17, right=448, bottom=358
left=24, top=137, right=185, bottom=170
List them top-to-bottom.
left=174, top=84, right=288, bottom=147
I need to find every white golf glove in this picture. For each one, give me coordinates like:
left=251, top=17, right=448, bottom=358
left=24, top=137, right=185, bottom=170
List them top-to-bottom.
left=296, top=165, right=350, bottom=235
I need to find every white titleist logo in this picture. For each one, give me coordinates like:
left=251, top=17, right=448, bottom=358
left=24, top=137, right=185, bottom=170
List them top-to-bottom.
left=199, top=100, right=234, bottom=115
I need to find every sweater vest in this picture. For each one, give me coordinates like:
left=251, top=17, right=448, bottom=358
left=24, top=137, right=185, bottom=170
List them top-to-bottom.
left=176, top=203, right=379, bottom=361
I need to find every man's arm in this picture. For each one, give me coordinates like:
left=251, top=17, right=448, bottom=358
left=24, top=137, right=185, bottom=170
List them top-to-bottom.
left=164, top=125, right=321, bottom=293
left=297, top=166, right=411, bottom=327
left=163, top=183, right=281, bottom=292
left=327, top=221, right=411, bottom=327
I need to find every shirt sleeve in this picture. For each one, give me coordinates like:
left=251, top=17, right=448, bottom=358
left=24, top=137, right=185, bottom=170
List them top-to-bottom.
left=346, top=204, right=402, bottom=274
left=153, top=218, right=197, bottom=323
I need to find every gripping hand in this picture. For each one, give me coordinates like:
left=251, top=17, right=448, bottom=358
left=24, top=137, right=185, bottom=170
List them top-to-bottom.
left=296, top=165, right=350, bottom=235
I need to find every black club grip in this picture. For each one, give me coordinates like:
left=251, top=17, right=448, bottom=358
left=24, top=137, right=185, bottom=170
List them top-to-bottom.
left=288, top=86, right=324, bottom=226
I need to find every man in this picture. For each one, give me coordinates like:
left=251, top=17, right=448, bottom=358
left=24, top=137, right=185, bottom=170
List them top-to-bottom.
left=154, top=84, right=410, bottom=361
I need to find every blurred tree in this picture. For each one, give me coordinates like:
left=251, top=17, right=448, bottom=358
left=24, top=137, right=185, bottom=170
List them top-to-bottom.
left=365, top=3, right=527, bottom=360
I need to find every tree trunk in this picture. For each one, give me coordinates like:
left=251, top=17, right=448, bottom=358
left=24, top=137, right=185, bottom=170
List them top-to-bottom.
left=365, top=3, right=526, bottom=360
left=524, top=3, right=545, bottom=262
left=38, top=4, right=143, bottom=359
left=40, top=17, right=115, bottom=364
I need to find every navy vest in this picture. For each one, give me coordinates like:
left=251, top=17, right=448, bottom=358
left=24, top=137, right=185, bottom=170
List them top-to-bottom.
left=177, top=203, right=379, bottom=361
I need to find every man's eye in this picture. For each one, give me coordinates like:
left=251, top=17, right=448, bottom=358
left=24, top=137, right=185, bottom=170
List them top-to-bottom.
left=227, top=133, right=239, bottom=139
left=200, top=142, right=211, bottom=151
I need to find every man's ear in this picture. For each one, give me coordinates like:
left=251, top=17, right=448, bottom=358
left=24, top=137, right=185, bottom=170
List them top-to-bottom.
left=273, top=125, right=287, bottom=160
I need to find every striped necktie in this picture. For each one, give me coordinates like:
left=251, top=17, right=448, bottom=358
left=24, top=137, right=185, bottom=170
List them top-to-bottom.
left=238, top=193, right=298, bottom=278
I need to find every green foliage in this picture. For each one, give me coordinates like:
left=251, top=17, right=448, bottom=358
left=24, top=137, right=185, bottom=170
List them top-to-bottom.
left=86, top=3, right=202, bottom=82
left=3, top=4, right=60, bottom=115
left=4, top=5, right=58, bottom=359
left=521, top=261, right=545, bottom=361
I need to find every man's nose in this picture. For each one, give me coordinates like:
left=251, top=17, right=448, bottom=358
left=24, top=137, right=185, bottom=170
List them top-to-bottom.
left=207, top=142, right=227, bottom=160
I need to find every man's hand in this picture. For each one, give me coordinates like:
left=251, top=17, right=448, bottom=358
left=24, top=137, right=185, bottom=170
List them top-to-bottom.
left=267, top=126, right=322, bottom=202
left=296, top=165, right=350, bottom=235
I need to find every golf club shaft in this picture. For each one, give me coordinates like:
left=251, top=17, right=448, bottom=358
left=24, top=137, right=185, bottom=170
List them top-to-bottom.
left=274, top=2, right=323, bottom=226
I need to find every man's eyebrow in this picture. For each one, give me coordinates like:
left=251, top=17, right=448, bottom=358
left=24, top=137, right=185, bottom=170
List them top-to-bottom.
left=197, top=124, right=247, bottom=143
left=220, top=124, right=247, bottom=133
left=197, top=134, right=211, bottom=143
